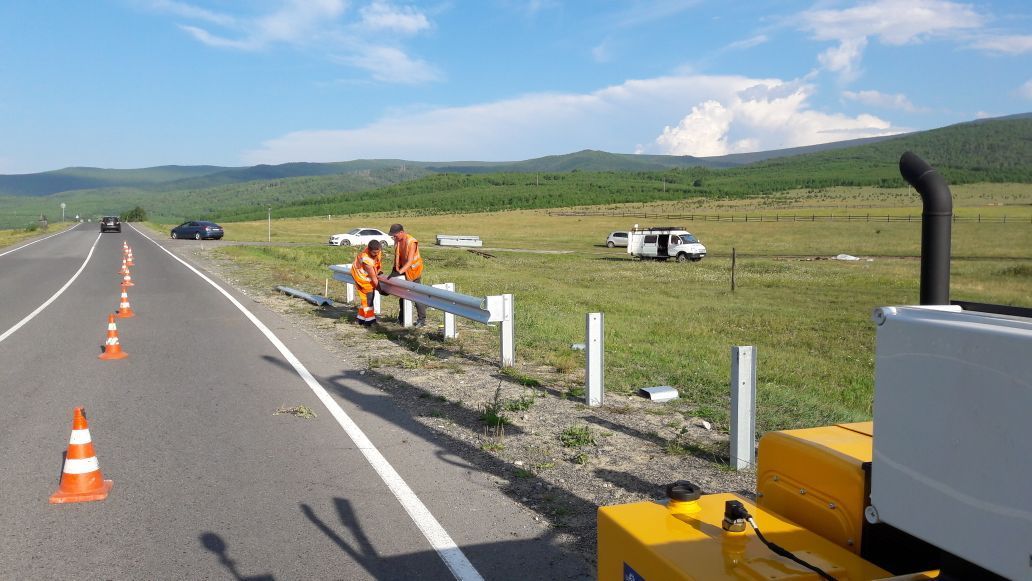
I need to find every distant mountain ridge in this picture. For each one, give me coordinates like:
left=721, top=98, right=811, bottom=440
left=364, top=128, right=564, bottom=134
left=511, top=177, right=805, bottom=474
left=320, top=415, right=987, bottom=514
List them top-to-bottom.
left=0, top=113, right=1028, bottom=201
left=0, top=130, right=927, bottom=197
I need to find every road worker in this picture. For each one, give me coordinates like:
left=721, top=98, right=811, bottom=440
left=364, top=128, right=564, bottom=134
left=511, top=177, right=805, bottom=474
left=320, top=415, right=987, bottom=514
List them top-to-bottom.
left=388, top=223, right=427, bottom=327
left=351, top=240, right=383, bottom=326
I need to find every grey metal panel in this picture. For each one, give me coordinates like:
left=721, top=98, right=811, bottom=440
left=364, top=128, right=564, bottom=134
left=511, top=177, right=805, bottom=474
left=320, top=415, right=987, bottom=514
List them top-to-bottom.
left=329, top=264, right=495, bottom=324
left=870, top=306, right=1032, bottom=580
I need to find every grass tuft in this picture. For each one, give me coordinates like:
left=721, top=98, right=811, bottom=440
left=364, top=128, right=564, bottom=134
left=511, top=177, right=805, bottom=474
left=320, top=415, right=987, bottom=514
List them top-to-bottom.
left=559, top=425, right=595, bottom=448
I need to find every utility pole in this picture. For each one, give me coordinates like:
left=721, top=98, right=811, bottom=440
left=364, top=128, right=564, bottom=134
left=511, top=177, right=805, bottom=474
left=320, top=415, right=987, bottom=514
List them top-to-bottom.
left=267, top=207, right=272, bottom=243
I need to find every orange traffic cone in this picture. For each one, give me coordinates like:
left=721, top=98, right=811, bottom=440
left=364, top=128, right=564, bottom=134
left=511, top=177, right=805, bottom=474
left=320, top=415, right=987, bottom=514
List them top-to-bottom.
left=125, top=248, right=134, bottom=267
left=118, top=258, right=129, bottom=275
left=121, top=269, right=134, bottom=287
left=116, top=287, right=135, bottom=318
left=99, top=313, right=128, bottom=360
left=50, top=407, right=113, bottom=504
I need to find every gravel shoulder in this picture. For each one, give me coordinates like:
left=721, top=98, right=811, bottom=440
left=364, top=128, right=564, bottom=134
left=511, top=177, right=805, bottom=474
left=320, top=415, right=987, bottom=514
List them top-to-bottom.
left=183, top=243, right=756, bottom=569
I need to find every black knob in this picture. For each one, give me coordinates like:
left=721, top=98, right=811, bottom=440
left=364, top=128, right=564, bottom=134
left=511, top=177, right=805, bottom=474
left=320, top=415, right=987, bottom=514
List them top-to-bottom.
left=666, top=480, right=701, bottom=502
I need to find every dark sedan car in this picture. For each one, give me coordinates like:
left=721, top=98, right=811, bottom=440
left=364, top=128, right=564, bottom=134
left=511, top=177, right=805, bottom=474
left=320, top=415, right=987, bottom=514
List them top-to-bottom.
left=100, top=216, right=121, bottom=233
left=171, top=221, right=224, bottom=240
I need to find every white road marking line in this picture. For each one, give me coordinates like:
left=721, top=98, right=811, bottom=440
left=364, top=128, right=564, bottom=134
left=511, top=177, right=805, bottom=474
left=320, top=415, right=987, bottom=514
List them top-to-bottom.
left=0, top=223, right=80, bottom=258
left=130, top=224, right=484, bottom=581
left=0, top=233, right=102, bottom=346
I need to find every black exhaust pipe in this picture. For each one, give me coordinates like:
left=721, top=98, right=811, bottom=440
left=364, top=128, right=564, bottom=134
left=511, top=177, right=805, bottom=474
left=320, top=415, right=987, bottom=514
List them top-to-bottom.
left=898, top=151, right=952, bottom=305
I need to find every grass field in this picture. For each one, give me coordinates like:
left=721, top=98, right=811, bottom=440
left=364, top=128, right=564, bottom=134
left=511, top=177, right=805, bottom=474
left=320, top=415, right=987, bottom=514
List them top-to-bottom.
left=163, top=184, right=1031, bottom=432
left=0, top=222, right=75, bottom=249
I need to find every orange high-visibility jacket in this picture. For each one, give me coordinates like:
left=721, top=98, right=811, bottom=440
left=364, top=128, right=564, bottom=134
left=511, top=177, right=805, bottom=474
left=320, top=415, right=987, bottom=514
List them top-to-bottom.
left=394, top=232, right=423, bottom=280
left=352, top=247, right=381, bottom=293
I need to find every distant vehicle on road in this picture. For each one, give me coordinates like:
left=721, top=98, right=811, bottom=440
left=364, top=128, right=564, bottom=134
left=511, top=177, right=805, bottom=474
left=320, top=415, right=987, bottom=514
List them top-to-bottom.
left=100, top=216, right=121, bottom=233
left=171, top=221, right=224, bottom=240
left=627, top=226, right=706, bottom=262
left=328, top=228, right=394, bottom=247
left=606, top=231, right=629, bottom=248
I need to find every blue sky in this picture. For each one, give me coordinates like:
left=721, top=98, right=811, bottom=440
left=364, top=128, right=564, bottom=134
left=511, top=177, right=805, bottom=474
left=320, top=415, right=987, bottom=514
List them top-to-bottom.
left=1, top=0, right=1030, bottom=174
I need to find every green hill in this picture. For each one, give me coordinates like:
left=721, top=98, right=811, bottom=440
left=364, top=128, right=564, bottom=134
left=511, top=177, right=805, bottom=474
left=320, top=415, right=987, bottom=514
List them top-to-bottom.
left=1, top=114, right=1028, bottom=229
left=211, top=115, right=1032, bottom=221
left=0, top=165, right=231, bottom=197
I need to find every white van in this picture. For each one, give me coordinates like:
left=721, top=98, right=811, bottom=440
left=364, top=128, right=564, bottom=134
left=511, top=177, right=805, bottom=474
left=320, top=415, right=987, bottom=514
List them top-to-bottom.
left=627, top=226, right=706, bottom=262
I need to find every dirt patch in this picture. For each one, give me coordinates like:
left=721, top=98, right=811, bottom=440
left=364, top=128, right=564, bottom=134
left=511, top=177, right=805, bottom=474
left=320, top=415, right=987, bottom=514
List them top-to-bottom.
left=186, top=245, right=755, bottom=570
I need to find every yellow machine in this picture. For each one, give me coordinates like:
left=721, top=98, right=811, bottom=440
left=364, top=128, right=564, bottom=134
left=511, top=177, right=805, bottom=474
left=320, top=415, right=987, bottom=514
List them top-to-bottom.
left=597, top=153, right=1032, bottom=580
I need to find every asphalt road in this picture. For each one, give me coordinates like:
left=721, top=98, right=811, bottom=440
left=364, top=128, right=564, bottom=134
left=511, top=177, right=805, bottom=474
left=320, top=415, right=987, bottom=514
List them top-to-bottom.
left=0, top=224, right=591, bottom=580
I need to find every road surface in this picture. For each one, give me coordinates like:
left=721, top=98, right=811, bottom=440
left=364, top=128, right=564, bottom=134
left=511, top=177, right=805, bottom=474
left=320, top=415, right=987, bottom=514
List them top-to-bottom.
left=0, top=224, right=591, bottom=580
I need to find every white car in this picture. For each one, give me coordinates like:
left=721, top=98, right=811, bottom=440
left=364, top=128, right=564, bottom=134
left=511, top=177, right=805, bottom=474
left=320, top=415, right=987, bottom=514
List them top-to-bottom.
left=328, top=228, right=394, bottom=247
left=606, top=231, right=629, bottom=247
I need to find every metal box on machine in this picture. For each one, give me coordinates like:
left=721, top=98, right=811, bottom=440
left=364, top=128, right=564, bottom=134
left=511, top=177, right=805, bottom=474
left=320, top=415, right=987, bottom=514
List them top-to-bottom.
left=869, top=305, right=1032, bottom=580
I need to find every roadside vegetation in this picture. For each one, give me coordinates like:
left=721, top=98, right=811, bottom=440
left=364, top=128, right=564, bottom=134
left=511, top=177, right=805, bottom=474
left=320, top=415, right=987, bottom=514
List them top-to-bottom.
left=207, top=186, right=1031, bottom=433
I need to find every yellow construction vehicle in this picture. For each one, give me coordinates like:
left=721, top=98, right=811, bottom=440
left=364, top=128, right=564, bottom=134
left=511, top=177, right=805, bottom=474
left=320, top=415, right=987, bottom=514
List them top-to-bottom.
left=598, top=152, right=1032, bottom=580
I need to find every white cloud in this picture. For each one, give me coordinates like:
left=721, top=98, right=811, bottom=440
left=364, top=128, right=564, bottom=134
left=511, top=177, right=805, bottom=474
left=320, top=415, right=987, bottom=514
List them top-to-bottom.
left=148, top=0, right=236, bottom=27
left=798, top=0, right=984, bottom=80
left=150, top=1, right=439, bottom=85
left=359, top=1, right=431, bottom=34
left=724, top=35, right=769, bottom=51
left=970, top=35, right=1032, bottom=55
left=817, top=37, right=867, bottom=83
left=592, top=40, right=612, bottom=63
left=336, top=46, right=441, bottom=84
left=242, top=73, right=903, bottom=164
left=655, top=80, right=899, bottom=157
left=1019, top=80, right=1032, bottom=100
left=843, top=89, right=925, bottom=113
left=656, top=101, right=734, bottom=157
left=974, top=111, right=994, bottom=119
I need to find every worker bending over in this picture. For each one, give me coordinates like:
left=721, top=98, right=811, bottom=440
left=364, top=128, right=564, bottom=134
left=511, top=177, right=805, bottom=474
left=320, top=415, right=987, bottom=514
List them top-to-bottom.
left=388, top=224, right=426, bottom=327
left=352, top=240, right=383, bottom=326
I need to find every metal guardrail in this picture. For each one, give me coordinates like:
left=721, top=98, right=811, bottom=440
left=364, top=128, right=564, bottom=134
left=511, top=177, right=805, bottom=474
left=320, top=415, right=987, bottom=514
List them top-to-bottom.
left=329, top=264, right=515, bottom=367
left=276, top=286, right=334, bottom=307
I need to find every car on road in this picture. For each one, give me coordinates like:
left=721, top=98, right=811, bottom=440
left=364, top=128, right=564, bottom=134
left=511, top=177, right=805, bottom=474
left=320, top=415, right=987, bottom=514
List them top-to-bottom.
left=100, top=216, right=121, bottom=233
left=171, top=221, right=224, bottom=240
left=328, top=227, right=394, bottom=247
left=606, top=231, right=629, bottom=248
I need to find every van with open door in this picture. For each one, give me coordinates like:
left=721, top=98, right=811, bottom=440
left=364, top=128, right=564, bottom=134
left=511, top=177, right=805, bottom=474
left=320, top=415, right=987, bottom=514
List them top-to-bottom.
left=627, top=226, right=706, bottom=262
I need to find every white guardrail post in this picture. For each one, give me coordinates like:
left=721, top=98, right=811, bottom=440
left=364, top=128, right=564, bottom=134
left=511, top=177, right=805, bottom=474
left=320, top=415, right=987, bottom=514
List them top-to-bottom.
left=346, top=282, right=355, bottom=303
left=432, top=283, right=457, bottom=339
left=373, top=290, right=381, bottom=315
left=500, top=294, right=514, bottom=368
left=401, top=298, right=413, bottom=327
left=585, top=312, right=604, bottom=406
left=730, top=345, right=757, bottom=470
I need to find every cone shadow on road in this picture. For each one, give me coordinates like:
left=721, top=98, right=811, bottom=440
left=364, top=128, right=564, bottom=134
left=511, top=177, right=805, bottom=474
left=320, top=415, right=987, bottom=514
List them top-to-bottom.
left=256, top=354, right=595, bottom=578
left=199, top=532, right=275, bottom=581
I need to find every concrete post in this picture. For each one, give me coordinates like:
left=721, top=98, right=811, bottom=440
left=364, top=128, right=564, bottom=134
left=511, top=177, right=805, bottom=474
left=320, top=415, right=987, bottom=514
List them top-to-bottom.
left=346, top=282, right=355, bottom=303
left=373, top=291, right=381, bottom=315
left=586, top=313, right=604, bottom=407
left=730, top=346, right=757, bottom=470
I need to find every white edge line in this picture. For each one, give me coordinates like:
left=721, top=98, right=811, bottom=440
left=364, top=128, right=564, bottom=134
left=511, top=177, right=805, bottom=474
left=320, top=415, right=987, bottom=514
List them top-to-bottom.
left=0, top=222, right=81, bottom=258
left=129, top=224, right=484, bottom=581
left=0, top=233, right=102, bottom=345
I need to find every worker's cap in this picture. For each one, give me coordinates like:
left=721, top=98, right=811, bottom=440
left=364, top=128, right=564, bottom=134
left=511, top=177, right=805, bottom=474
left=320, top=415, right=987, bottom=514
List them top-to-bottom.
left=388, top=223, right=404, bottom=235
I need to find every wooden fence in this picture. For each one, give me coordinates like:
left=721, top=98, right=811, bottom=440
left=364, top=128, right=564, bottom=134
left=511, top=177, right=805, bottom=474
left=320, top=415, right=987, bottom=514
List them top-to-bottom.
left=546, top=211, right=1030, bottom=224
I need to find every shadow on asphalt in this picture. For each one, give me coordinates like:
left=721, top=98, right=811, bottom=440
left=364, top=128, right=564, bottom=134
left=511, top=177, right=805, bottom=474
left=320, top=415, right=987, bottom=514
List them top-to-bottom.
left=256, top=354, right=596, bottom=579
left=200, top=532, right=275, bottom=581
